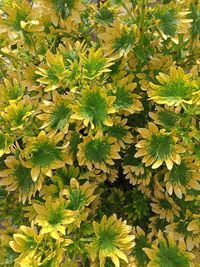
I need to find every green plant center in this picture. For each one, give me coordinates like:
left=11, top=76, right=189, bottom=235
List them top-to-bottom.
left=52, top=0, right=75, bottom=19
left=95, top=7, right=114, bottom=24
left=154, top=8, right=177, bottom=37
left=10, top=10, right=28, bottom=31
left=113, top=31, right=135, bottom=53
left=63, top=50, right=79, bottom=67
left=84, top=57, right=106, bottom=79
left=47, top=64, right=65, bottom=84
left=158, top=80, right=195, bottom=100
left=7, top=86, right=23, bottom=100
left=111, top=86, right=133, bottom=109
left=80, top=91, right=108, bottom=127
left=50, top=103, right=71, bottom=130
left=11, top=108, right=29, bottom=126
left=158, top=110, right=178, bottom=129
left=108, top=125, right=127, bottom=140
left=148, top=134, right=173, bottom=160
left=84, top=139, right=111, bottom=163
left=31, top=141, right=61, bottom=167
left=169, top=161, right=190, bottom=186
left=14, top=164, right=34, bottom=193
left=68, top=189, right=86, bottom=210
left=159, top=199, right=172, bottom=210
left=48, top=208, right=63, bottom=225
left=154, top=217, right=168, bottom=232
left=175, top=221, right=191, bottom=237
left=98, top=228, right=118, bottom=250
left=23, top=236, right=38, bottom=251
left=157, top=242, right=190, bottom=267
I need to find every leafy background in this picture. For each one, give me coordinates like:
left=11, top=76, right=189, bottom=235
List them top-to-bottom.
left=0, top=0, right=199, bottom=266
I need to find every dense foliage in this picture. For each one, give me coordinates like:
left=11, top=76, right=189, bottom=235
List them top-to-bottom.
left=0, top=0, right=199, bottom=266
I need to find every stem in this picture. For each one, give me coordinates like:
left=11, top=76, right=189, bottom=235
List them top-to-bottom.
left=139, top=0, right=146, bottom=37
left=122, top=3, right=134, bottom=21
left=49, top=36, right=58, bottom=52
left=32, top=39, right=39, bottom=60
left=70, top=233, right=80, bottom=267
left=80, top=237, right=94, bottom=242
left=70, top=249, right=77, bottom=267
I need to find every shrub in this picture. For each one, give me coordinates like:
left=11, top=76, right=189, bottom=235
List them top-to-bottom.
left=0, top=0, right=199, bottom=266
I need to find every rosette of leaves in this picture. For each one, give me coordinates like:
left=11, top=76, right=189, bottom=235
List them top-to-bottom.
left=0, top=0, right=43, bottom=42
left=0, top=0, right=199, bottom=266
left=41, top=0, right=85, bottom=22
left=152, top=3, right=192, bottom=43
left=98, top=20, right=138, bottom=57
left=57, top=41, right=88, bottom=89
left=58, top=41, right=84, bottom=67
left=81, top=47, right=115, bottom=80
left=36, top=51, right=70, bottom=92
left=149, top=67, right=199, bottom=107
left=108, top=73, right=143, bottom=115
left=0, top=77, right=25, bottom=107
left=71, top=86, right=116, bottom=129
left=37, top=91, right=72, bottom=136
left=1, top=99, right=33, bottom=131
left=149, top=105, right=182, bottom=132
left=106, top=117, right=133, bottom=149
left=135, top=122, right=185, bottom=170
left=77, top=130, right=121, bottom=172
left=21, top=131, right=67, bottom=181
left=0, top=155, right=43, bottom=203
left=164, top=156, right=200, bottom=199
left=60, top=178, right=98, bottom=230
left=124, top=187, right=151, bottom=223
left=150, top=188, right=180, bottom=223
left=33, top=196, right=77, bottom=239
left=87, top=214, right=135, bottom=267
left=165, top=217, right=200, bottom=251
left=9, top=224, right=73, bottom=266
left=9, top=225, right=43, bottom=265
left=132, top=227, right=152, bottom=267
left=143, top=232, right=195, bottom=267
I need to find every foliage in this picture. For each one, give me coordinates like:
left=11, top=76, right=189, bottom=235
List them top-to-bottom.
left=0, top=0, right=199, bottom=266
